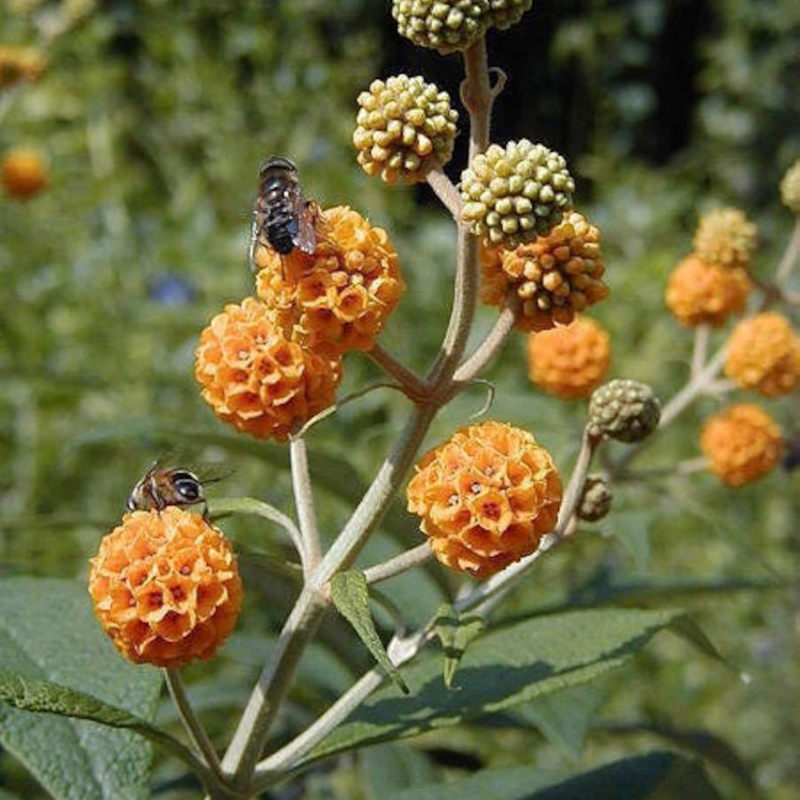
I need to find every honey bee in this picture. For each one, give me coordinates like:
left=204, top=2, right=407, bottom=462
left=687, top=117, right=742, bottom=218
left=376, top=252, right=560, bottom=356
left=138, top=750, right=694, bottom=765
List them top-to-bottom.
left=248, top=156, right=319, bottom=271
left=127, top=464, right=210, bottom=517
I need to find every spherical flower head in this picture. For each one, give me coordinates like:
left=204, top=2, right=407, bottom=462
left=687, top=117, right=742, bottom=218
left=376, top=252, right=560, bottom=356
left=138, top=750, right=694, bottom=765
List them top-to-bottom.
left=392, top=0, right=489, bottom=54
left=485, top=0, right=534, bottom=30
left=0, top=45, right=47, bottom=89
left=354, top=74, right=459, bottom=184
left=461, top=140, right=575, bottom=248
left=1, top=149, right=47, bottom=200
left=780, top=158, right=800, bottom=215
left=255, top=206, right=405, bottom=355
left=693, top=208, right=757, bottom=271
left=480, top=211, right=609, bottom=331
left=665, top=255, right=751, bottom=328
left=195, top=297, right=342, bottom=441
left=724, top=312, right=800, bottom=397
left=528, top=316, right=611, bottom=399
left=588, top=379, right=661, bottom=443
left=700, top=404, right=783, bottom=487
left=407, top=420, right=562, bottom=578
left=576, top=474, right=612, bottom=522
left=88, top=507, right=242, bottom=668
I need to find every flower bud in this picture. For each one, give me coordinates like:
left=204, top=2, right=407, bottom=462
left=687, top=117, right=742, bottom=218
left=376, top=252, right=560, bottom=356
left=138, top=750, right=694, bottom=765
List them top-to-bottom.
left=588, top=379, right=661, bottom=443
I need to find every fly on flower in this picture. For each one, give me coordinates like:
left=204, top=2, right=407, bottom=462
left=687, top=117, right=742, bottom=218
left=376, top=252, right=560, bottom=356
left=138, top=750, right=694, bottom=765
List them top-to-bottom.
left=248, top=156, right=321, bottom=272
left=126, top=461, right=230, bottom=518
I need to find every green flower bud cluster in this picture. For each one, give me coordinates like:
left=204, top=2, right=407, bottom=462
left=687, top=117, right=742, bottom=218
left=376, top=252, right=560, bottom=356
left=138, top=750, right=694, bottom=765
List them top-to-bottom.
left=391, top=0, right=534, bottom=54
left=392, top=0, right=489, bottom=54
left=353, top=74, right=459, bottom=185
left=461, top=139, right=575, bottom=248
left=780, top=158, right=800, bottom=216
left=693, top=208, right=757, bottom=271
left=588, top=379, right=661, bottom=443
left=576, top=474, right=612, bottom=522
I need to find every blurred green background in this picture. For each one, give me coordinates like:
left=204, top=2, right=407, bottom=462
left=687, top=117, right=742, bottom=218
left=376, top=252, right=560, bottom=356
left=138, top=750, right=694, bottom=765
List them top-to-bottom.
left=1, top=1, right=799, bottom=798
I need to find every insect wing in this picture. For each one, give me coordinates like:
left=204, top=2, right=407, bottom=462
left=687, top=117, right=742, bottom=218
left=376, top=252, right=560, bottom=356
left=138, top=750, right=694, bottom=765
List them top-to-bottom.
left=291, top=187, right=318, bottom=255
left=249, top=201, right=269, bottom=272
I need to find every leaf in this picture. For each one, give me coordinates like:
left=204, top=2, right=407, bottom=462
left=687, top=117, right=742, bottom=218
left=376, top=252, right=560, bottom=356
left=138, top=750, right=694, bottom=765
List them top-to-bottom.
left=609, top=510, right=652, bottom=572
left=331, top=570, right=409, bottom=694
left=0, top=577, right=164, bottom=800
left=432, top=604, right=485, bottom=689
left=301, top=608, right=688, bottom=766
left=0, top=671, right=201, bottom=772
left=517, top=682, right=609, bottom=760
left=361, top=744, right=439, bottom=796
left=383, top=751, right=724, bottom=800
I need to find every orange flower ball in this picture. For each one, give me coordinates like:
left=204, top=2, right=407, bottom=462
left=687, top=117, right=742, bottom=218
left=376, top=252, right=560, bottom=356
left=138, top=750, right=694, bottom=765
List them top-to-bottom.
left=1, top=149, right=48, bottom=200
left=254, top=205, right=405, bottom=355
left=480, top=211, right=610, bottom=332
left=665, top=255, right=751, bottom=327
left=195, top=297, right=342, bottom=441
left=724, top=312, right=800, bottom=397
left=528, top=316, right=611, bottom=399
left=700, top=404, right=783, bottom=487
left=407, top=421, right=562, bottom=578
left=88, top=507, right=243, bottom=668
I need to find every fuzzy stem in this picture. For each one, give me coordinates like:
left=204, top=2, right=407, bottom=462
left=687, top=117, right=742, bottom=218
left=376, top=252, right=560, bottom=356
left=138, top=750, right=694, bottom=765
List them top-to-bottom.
left=462, top=39, right=493, bottom=160
left=426, top=165, right=464, bottom=219
left=776, top=218, right=800, bottom=285
left=452, top=301, right=518, bottom=385
left=691, top=324, right=710, bottom=379
left=367, top=345, right=430, bottom=400
left=289, top=437, right=321, bottom=575
left=363, top=542, right=433, bottom=585
left=164, top=668, right=223, bottom=782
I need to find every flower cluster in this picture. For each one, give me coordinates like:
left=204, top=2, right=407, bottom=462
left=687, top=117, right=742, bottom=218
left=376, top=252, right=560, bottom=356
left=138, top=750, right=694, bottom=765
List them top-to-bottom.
left=391, top=0, right=533, bottom=53
left=354, top=75, right=459, bottom=184
left=461, top=139, right=575, bottom=248
left=1, top=150, right=48, bottom=200
left=781, top=158, right=800, bottom=215
left=255, top=206, right=405, bottom=355
left=693, top=208, right=758, bottom=272
left=480, top=211, right=609, bottom=331
left=665, top=255, right=751, bottom=328
left=195, top=298, right=342, bottom=441
left=724, top=312, right=800, bottom=397
left=527, top=317, right=611, bottom=399
left=588, top=379, right=661, bottom=443
left=700, top=404, right=783, bottom=487
left=407, top=421, right=562, bottom=577
left=88, top=507, right=242, bottom=668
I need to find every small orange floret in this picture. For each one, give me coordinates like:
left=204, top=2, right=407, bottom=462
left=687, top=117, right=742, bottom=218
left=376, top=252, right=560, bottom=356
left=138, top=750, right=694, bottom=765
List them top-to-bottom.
left=0, top=45, right=48, bottom=89
left=1, top=149, right=48, bottom=200
left=255, top=205, right=405, bottom=355
left=480, top=211, right=610, bottom=332
left=665, top=255, right=751, bottom=327
left=195, top=297, right=342, bottom=441
left=724, top=312, right=800, bottom=397
left=528, top=316, right=611, bottom=399
left=700, top=404, right=783, bottom=487
left=407, top=421, right=562, bottom=578
left=88, top=507, right=242, bottom=668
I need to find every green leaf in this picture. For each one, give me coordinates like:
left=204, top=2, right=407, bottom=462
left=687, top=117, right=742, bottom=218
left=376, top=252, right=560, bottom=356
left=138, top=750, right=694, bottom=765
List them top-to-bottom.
left=609, top=510, right=652, bottom=572
left=331, top=570, right=409, bottom=695
left=0, top=578, right=164, bottom=800
left=432, top=604, right=485, bottom=689
left=302, top=608, right=688, bottom=766
left=0, top=671, right=202, bottom=772
left=517, top=682, right=609, bottom=760
left=361, top=744, right=439, bottom=796
left=384, top=751, right=724, bottom=800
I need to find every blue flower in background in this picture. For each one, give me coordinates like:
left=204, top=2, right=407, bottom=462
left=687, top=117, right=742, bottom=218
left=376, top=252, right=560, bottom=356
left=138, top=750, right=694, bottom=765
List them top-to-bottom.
left=148, top=274, right=196, bottom=306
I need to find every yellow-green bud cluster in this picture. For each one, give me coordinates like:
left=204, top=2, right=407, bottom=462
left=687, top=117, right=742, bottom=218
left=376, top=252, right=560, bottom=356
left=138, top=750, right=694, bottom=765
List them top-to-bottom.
left=392, top=0, right=489, bottom=54
left=486, top=0, right=534, bottom=29
left=354, top=74, right=459, bottom=184
left=461, top=139, right=575, bottom=248
left=780, top=158, right=800, bottom=215
left=693, top=208, right=757, bottom=271
left=588, top=379, right=661, bottom=444
left=576, top=474, right=612, bottom=522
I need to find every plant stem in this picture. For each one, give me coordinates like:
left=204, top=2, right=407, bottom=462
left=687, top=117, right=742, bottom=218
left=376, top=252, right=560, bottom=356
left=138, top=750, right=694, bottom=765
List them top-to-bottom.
left=462, top=39, right=493, bottom=160
left=425, top=165, right=464, bottom=219
left=776, top=218, right=800, bottom=285
left=452, top=301, right=518, bottom=385
left=367, top=345, right=430, bottom=400
left=289, top=437, right=321, bottom=576
left=363, top=542, right=433, bottom=585
left=164, top=668, right=223, bottom=782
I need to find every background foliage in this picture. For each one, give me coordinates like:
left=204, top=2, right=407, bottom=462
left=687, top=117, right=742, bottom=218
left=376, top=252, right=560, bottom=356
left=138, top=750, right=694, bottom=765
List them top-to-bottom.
left=1, top=1, right=799, bottom=798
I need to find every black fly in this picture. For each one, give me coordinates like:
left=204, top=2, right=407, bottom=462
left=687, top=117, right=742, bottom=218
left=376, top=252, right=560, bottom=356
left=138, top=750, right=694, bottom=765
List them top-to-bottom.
left=248, top=156, right=318, bottom=271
